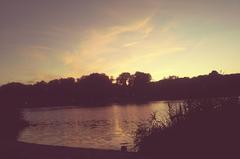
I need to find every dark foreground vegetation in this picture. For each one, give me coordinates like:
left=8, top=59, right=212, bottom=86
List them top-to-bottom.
left=0, top=70, right=240, bottom=107
left=134, top=97, right=240, bottom=159
left=0, top=103, right=28, bottom=158
left=0, top=105, right=28, bottom=143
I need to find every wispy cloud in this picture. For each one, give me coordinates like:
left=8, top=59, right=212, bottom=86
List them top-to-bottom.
left=60, top=14, right=191, bottom=79
left=62, top=16, right=154, bottom=76
left=123, top=41, right=139, bottom=47
left=22, top=46, right=53, bottom=61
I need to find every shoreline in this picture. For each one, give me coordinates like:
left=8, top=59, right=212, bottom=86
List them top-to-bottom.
left=19, top=95, right=238, bottom=109
left=4, top=141, right=145, bottom=159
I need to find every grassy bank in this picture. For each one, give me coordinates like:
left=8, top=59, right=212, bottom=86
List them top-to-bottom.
left=134, top=97, right=240, bottom=159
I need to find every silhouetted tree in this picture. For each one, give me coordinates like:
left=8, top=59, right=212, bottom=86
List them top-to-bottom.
left=209, top=70, right=220, bottom=76
left=116, top=72, right=131, bottom=86
left=130, top=72, right=152, bottom=87
left=76, top=73, right=113, bottom=104
left=77, top=73, right=112, bottom=88
left=164, top=75, right=179, bottom=80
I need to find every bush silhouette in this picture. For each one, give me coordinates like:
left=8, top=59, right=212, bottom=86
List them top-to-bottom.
left=134, top=97, right=240, bottom=159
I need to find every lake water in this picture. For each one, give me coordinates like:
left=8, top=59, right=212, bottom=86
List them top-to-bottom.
left=18, top=101, right=176, bottom=151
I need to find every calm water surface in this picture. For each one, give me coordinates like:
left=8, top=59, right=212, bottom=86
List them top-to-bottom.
left=18, top=101, right=176, bottom=151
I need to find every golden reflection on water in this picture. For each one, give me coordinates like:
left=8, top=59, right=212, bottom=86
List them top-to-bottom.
left=18, top=101, right=173, bottom=150
left=112, top=105, right=124, bottom=136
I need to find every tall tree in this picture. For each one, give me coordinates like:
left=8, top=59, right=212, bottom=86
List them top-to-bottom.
left=116, top=72, right=131, bottom=86
left=130, top=72, right=152, bottom=87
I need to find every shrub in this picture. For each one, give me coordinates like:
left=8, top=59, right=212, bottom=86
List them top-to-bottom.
left=134, top=97, right=240, bottom=159
left=0, top=105, right=28, bottom=143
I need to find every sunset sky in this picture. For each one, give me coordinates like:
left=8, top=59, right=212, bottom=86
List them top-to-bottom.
left=0, top=0, right=240, bottom=84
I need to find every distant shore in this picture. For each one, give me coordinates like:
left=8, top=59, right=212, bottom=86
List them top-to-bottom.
left=1, top=71, right=239, bottom=108
left=4, top=141, right=145, bottom=159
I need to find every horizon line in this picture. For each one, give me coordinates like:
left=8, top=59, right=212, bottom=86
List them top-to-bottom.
left=1, top=70, right=239, bottom=87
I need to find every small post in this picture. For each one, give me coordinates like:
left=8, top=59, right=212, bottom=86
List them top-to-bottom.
left=121, top=146, right=127, bottom=152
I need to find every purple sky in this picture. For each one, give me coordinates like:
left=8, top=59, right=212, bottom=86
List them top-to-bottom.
left=1, top=0, right=240, bottom=84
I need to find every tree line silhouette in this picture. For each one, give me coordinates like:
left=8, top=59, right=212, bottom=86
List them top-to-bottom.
left=0, top=71, right=240, bottom=107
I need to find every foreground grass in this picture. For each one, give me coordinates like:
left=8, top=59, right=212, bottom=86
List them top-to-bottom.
left=134, top=97, right=240, bottom=159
